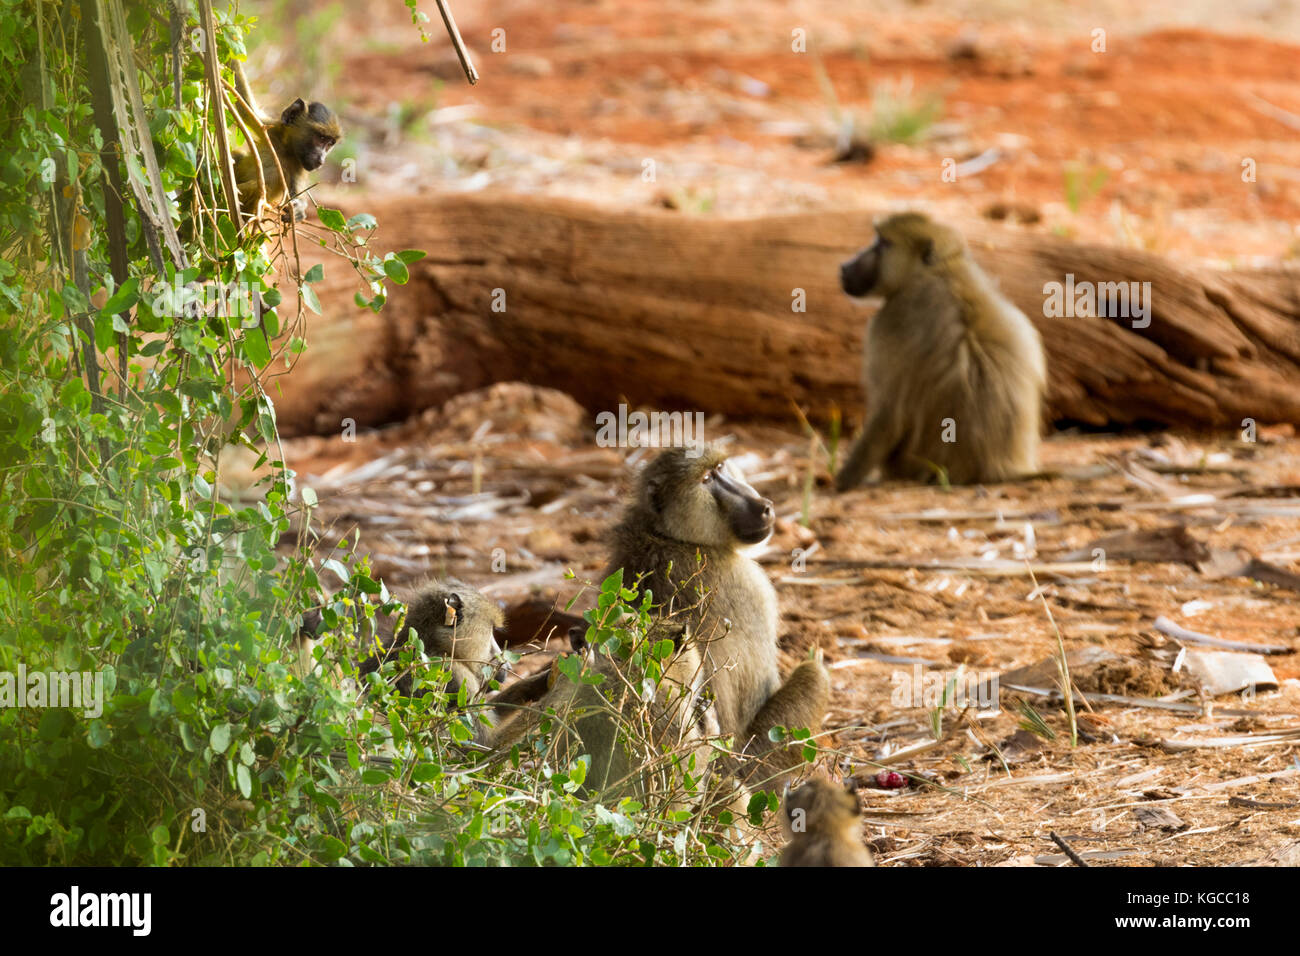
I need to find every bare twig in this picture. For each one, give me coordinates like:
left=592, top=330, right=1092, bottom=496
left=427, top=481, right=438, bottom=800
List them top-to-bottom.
left=434, top=0, right=478, bottom=84
left=1153, top=616, right=1292, bottom=656
left=1049, top=831, right=1090, bottom=867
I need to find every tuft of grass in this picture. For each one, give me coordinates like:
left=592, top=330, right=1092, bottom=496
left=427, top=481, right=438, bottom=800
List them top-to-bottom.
left=810, top=54, right=941, bottom=152
left=868, top=78, right=943, bottom=145
left=1064, top=164, right=1109, bottom=214
left=788, top=401, right=840, bottom=526
left=921, top=458, right=951, bottom=489
left=1027, top=564, right=1079, bottom=747
left=929, top=670, right=960, bottom=740
left=1016, top=699, right=1057, bottom=741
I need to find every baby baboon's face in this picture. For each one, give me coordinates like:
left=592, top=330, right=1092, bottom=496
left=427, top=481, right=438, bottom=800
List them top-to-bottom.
left=281, top=99, right=341, bottom=171
left=643, top=448, right=774, bottom=549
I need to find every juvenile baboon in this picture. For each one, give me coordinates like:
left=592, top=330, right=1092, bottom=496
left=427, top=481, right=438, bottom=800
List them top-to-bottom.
left=228, top=61, right=342, bottom=223
left=836, top=212, right=1046, bottom=489
left=605, top=446, right=830, bottom=788
left=358, top=579, right=504, bottom=702
left=489, top=620, right=720, bottom=797
left=780, top=778, right=875, bottom=867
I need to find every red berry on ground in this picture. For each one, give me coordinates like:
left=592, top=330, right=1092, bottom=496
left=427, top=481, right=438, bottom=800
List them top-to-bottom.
left=875, top=771, right=907, bottom=789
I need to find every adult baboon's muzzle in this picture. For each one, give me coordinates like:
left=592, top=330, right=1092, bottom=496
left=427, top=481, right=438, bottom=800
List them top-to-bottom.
left=840, top=245, right=879, bottom=298
left=710, top=466, right=774, bottom=544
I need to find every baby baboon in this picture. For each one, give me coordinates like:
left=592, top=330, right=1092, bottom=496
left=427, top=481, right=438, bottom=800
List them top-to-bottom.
left=228, top=61, right=342, bottom=223
left=836, top=212, right=1046, bottom=489
left=605, top=446, right=830, bottom=788
left=358, top=579, right=503, bottom=701
left=489, top=620, right=719, bottom=797
left=780, top=778, right=875, bottom=867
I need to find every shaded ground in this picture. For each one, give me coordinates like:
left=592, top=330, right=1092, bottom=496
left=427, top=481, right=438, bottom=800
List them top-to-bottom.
left=272, top=385, right=1300, bottom=867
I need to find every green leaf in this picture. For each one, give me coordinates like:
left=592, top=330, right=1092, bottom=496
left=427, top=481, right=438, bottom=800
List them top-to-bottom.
left=317, top=208, right=347, bottom=232
left=346, top=213, right=378, bottom=231
left=216, top=214, right=238, bottom=252
left=396, top=249, right=426, bottom=264
left=381, top=258, right=409, bottom=284
left=303, top=264, right=324, bottom=284
left=101, top=276, right=139, bottom=315
left=61, top=281, right=89, bottom=313
left=301, top=284, right=321, bottom=314
left=242, top=326, right=272, bottom=368
left=321, top=558, right=350, bottom=583
left=600, top=568, right=624, bottom=595
left=352, top=573, right=382, bottom=595
left=556, top=653, right=585, bottom=685
left=147, top=689, right=168, bottom=718
left=38, top=709, right=73, bottom=740
left=87, top=720, right=112, bottom=749
left=210, top=722, right=232, bottom=753
left=410, top=763, right=442, bottom=783
left=236, top=764, right=252, bottom=798
left=319, top=835, right=347, bottom=861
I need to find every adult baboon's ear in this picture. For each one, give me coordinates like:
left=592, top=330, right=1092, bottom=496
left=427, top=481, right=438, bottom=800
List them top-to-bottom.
left=281, top=98, right=307, bottom=124
left=643, top=472, right=666, bottom=514
left=443, top=591, right=462, bottom=626
left=568, top=624, right=589, bottom=652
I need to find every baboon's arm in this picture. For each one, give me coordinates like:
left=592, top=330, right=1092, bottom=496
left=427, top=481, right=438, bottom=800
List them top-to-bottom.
left=835, top=408, right=898, bottom=491
left=489, top=668, right=552, bottom=712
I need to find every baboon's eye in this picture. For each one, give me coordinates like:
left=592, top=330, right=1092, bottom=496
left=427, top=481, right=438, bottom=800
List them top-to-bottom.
left=701, top=466, right=717, bottom=484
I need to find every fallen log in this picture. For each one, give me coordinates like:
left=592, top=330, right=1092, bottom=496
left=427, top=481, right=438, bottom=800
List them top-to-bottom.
left=271, top=192, right=1300, bottom=437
